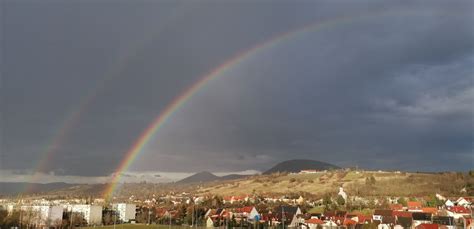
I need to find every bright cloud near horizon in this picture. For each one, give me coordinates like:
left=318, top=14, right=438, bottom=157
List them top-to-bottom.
left=1, top=0, right=473, bottom=183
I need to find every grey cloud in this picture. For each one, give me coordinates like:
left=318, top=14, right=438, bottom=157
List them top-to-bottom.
left=2, top=0, right=473, bottom=177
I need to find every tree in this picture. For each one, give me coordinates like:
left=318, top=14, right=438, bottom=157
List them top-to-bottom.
left=365, top=176, right=376, bottom=186
left=323, top=194, right=333, bottom=211
left=336, top=195, right=346, bottom=206
left=426, top=195, right=443, bottom=207
left=397, top=197, right=407, bottom=207
left=102, top=209, right=116, bottom=225
left=1, top=210, right=20, bottom=228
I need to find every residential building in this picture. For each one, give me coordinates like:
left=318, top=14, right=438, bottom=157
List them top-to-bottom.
left=114, top=203, right=136, bottom=222
left=66, top=204, right=102, bottom=225
left=20, top=205, right=63, bottom=227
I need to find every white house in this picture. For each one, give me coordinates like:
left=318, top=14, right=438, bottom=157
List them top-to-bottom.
left=338, top=187, right=347, bottom=201
left=456, top=197, right=472, bottom=207
left=445, top=199, right=455, bottom=207
left=114, top=203, right=136, bottom=222
left=66, top=204, right=103, bottom=225
left=233, top=206, right=259, bottom=222
left=279, top=206, right=302, bottom=227
left=206, top=216, right=215, bottom=228
left=322, top=220, right=337, bottom=229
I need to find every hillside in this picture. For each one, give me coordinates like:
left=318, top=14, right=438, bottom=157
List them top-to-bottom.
left=263, top=159, right=339, bottom=174
left=197, top=170, right=474, bottom=197
left=8, top=171, right=473, bottom=199
left=177, top=171, right=249, bottom=184
left=177, top=171, right=220, bottom=184
left=0, top=182, right=76, bottom=196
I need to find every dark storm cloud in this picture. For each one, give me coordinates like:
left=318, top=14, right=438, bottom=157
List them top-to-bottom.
left=2, top=0, right=473, bottom=177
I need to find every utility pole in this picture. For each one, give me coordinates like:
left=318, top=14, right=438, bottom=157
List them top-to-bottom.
left=113, top=200, right=116, bottom=229
left=194, top=204, right=198, bottom=229
left=191, top=205, right=194, bottom=228
left=281, top=207, right=285, bottom=229
left=70, top=208, right=74, bottom=229
left=148, top=208, right=152, bottom=225
left=169, top=212, right=171, bottom=229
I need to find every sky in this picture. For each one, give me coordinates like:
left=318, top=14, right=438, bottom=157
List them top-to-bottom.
left=1, top=0, right=473, bottom=183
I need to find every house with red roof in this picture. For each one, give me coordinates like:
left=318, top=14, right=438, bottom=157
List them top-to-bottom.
left=222, top=195, right=249, bottom=204
left=456, top=197, right=473, bottom=207
left=408, top=201, right=423, bottom=211
left=390, top=204, right=404, bottom=211
left=233, top=206, right=259, bottom=222
left=446, top=206, right=471, bottom=220
left=448, top=206, right=470, bottom=214
left=422, top=207, right=438, bottom=215
left=155, top=208, right=170, bottom=218
left=393, top=211, right=412, bottom=218
left=413, top=212, right=432, bottom=228
left=346, top=213, right=372, bottom=224
left=304, top=218, right=324, bottom=229
left=342, top=218, right=357, bottom=228
left=416, top=223, right=439, bottom=229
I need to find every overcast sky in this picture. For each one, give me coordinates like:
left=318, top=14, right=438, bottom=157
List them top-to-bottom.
left=1, top=0, right=473, bottom=182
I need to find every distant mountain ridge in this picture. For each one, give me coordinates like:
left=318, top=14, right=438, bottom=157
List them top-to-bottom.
left=263, top=159, right=339, bottom=174
left=176, top=171, right=249, bottom=184
left=0, top=182, right=76, bottom=195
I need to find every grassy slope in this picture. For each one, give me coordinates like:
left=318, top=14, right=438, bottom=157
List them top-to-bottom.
left=24, top=170, right=472, bottom=199
left=197, top=171, right=473, bottom=197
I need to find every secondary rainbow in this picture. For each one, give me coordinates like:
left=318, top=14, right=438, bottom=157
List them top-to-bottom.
left=24, top=5, right=191, bottom=193
left=102, top=9, right=430, bottom=199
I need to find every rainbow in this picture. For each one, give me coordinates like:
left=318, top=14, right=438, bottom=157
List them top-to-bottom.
left=24, top=5, right=190, bottom=192
left=101, top=8, right=456, bottom=199
left=102, top=9, right=412, bottom=199
left=25, top=82, right=106, bottom=192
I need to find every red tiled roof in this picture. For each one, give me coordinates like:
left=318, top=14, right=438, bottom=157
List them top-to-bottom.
left=463, top=197, right=474, bottom=202
left=408, top=201, right=422, bottom=209
left=390, top=204, right=404, bottom=211
left=235, top=206, right=254, bottom=213
left=448, top=206, right=470, bottom=214
left=422, top=208, right=438, bottom=214
left=393, top=211, right=412, bottom=218
left=357, top=215, right=372, bottom=223
left=305, top=218, right=324, bottom=224
left=343, top=219, right=357, bottom=225
left=416, top=223, right=438, bottom=229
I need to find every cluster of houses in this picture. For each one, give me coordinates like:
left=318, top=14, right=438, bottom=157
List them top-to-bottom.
left=1, top=194, right=472, bottom=228
left=147, top=194, right=473, bottom=229
left=147, top=195, right=472, bottom=229
left=183, top=201, right=473, bottom=229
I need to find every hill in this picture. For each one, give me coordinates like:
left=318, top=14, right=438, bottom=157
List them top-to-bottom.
left=263, top=159, right=339, bottom=174
left=198, top=170, right=474, bottom=197
left=8, top=171, right=473, bottom=199
left=177, top=171, right=250, bottom=184
left=177, top=171, right=220, bottom=184
left=220, top=174, right=249, bottom=180
left=0, top=182, right=76, bottom=196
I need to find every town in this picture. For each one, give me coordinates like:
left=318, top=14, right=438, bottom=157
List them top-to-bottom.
left=3, top=0, right=472, bottom=228
left=1, top=168, right=473, bottom=229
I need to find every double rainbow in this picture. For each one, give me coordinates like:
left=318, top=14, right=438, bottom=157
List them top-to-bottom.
left=101, top=10, right=414, bottom=199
